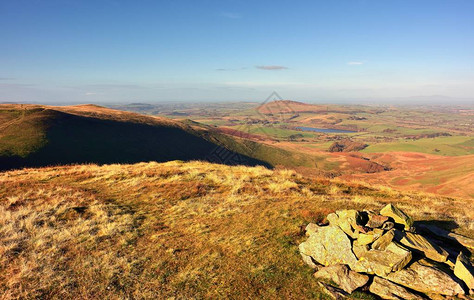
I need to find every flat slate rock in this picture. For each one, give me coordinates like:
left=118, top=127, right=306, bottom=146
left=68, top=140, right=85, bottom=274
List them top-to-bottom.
left=380, top=204, right=413, bottom=230
left=372, top=229, right=395, bottom=251
left=395, top=231, right=449, bottom=263
left=354, top=232, right=378, bottom=246
left=352, top=241, right=412, bottom=276
left=454, top=252, right=474, bottom=290
left=383, top=259, right=464, bottom=296
left=314, top=264, right=369, bottom=294
left=369, top=276, right=424, bottom=300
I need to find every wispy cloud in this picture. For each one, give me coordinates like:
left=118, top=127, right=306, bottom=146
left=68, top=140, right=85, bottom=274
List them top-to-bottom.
left=219, top=12, right=241, bottom=19
left=347, top=61, right=364, bottom=65
left=256, top=65, right=288, bottom=71
left=0, top=77, right=15, bottom=80
left=0, top=83, right=35, bottom=87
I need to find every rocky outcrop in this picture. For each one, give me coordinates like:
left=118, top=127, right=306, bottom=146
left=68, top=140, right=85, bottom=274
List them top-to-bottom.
left=299, top=204, right=470, bottom=299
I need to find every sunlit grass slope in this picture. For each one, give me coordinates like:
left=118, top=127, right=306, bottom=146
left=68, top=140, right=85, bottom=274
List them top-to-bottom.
left=1, top=161, right=472, bottom=299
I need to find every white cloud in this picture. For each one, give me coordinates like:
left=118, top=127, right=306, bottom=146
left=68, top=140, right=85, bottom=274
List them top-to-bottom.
left=348, top=61, right=364, bottom=65
left=256, top=65, right=288, bottom=70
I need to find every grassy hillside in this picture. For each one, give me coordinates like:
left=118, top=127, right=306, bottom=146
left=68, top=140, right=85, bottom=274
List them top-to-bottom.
left=0, top=104, right=320, bottom=171
left=0, top=107, right=50, bottom=157
left=342, top=152, right=474, bottom=199
left=1, top=161, right=472, bottom=298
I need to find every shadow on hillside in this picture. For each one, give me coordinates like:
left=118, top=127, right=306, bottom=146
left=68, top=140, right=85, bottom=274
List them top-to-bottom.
left=0, top=112, right=271, bottom=171
left=414, top=220, right=473, bottom=256
left=415, top=220, right=459, bottom=231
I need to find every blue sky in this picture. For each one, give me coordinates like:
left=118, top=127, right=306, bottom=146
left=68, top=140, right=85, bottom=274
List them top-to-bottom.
left=1, top=0, right=473, bottom=103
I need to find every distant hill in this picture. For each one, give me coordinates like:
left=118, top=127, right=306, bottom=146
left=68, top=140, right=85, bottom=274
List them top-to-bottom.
left=256, top=100, right=368, bottom=115
left=257, top=100, right=321, bottom=114
left=0, top=104, right=324, bottom=171
left=0, top=104, right=272, bottom=170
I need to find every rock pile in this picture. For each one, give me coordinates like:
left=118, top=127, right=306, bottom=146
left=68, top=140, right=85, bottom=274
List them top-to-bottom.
left=299, top=204, right=474, bottom=299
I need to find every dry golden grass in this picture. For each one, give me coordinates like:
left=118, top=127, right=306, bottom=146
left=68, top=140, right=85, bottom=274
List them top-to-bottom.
left=0, top=161, right=472, bottom=299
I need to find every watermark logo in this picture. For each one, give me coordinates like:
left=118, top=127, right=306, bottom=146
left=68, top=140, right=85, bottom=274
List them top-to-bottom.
left=206, top=91, right=297, bottom=165
left=256, top=91, right=298, bottom=122
left=206, top=145, right=249, bottom=165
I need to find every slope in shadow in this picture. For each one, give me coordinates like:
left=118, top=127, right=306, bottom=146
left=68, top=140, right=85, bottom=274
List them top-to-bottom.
left=0, top=109, right=270, bottom=171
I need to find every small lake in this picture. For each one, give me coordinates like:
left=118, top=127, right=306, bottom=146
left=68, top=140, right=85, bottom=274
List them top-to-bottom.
left=296, top=126, right=357, bottom=134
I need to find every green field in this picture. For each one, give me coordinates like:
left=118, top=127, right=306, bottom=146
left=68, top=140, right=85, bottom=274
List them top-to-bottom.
left=362, top=136, right=474, bottom=156
left=300, top=142, right=335, bottom=151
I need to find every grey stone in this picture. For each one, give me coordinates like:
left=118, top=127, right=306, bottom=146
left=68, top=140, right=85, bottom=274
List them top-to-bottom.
left=380, top=204, right=413, bottom=230
left=366, top=214, right=390, bottom=229
left=305, top=223, right=320, bottom=236
left=299, top=225, right=358, bottom=267
left=372, top=229, right=395, bottom=251
left=395, top=231, right=449, bottom=263
left=352, top=241, right=412, bottom=276
left=300, top=252, right=319, bottom=269
left=454, top=252, right=474, bottom=290
left=383, top=259, right=464, bottom=296
left=313, top=264, right=369, bottom=294
left=369, top=276, right=424, bottom=300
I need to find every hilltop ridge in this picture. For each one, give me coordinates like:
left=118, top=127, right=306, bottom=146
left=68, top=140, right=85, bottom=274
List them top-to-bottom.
left=0, top=104, right=295, bottom=170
